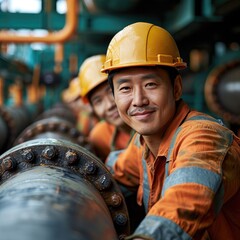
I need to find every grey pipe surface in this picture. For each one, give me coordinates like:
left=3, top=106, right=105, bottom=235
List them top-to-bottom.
left=0, top=166, right=118, bottom=240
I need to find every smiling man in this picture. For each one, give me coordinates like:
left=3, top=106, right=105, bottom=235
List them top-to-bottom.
left=102, top=22, right=240, bottom=240
left=78, top=55, right=134, bottom=162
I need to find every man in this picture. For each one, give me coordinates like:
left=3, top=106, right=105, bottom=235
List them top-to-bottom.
left=101, top=22, right=240, bottom=240
left=78, top=54, right=135, bottom=162
left=79, top=54, right=144, bottom=232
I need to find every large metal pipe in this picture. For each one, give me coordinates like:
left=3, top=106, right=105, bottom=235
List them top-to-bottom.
left=13, top=102, right=93, bottom=152
left=36, top=103, right=77, bottom=125
left=13, top=116, right=92, bottom=151
left=0, top=139, right=130, bottom=240
left=0, top=166, right=119, bottom=240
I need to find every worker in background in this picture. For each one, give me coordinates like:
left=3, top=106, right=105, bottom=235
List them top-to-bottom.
left=101, top=22, right=240, bottom=240
left=78, top=54, right=135, bottom=162
left=79, top=54, right=145, bottom=233
left=62, top=77, right=98, bottom=137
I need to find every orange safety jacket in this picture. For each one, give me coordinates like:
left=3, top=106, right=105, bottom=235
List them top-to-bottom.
left=106, top=100, right=240, bottom=240
left=89, top=121, right=133, bottom=162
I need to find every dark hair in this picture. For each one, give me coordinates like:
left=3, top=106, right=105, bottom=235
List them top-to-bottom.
left=108, top=66, right=180, bottom=94
left=108, top=71, right=115, bottom=94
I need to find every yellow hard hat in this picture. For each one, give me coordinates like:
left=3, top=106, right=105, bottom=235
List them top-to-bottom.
left=102, top=22, right=187, bottom=73
left=78, top=55, right=108, bottom=103
left=62, top=77, right=81, bottom=103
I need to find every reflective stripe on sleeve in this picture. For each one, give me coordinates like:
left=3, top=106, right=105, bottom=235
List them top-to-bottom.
left=185, top=115, right=224, bottom=126
left=165, top=126, right=183, bottom=177
left=142, top=158, right=150, bottom=213
left=161, top=166, right=222, bottom=197
left=132, top=215, right=191, bottom=240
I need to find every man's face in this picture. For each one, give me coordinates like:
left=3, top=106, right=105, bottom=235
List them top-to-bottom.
left=112, top=67, right=182, bottom=137
left=90, top=81, right=124, bottom=127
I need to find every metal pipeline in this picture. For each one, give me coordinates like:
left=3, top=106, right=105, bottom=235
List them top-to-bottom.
left=13, top=101, right=93, bottom=151
left=36, top=103, right=77, bottom=125
left=13, top=116, right=92, bottom=152
left=0, top=138, right=130, bottom=240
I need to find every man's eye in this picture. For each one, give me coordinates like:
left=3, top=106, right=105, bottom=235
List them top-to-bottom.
left=146, top=82, right=157, bottom=88
left=119, top=86, right=130, bottom=92
left=92, top=98, right=102, bottom=105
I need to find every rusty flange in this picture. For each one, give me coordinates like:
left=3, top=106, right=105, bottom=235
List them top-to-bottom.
left=0, top=138, right=130, bottom=239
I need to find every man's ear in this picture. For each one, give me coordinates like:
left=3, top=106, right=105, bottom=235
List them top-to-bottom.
left=174, top=75, right=182, bottom=101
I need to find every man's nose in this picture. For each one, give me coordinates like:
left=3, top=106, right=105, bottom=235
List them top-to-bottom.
left=132, top=87, right=149, bottom=107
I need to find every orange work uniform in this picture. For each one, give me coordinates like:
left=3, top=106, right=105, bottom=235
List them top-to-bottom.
left=106, top=100, right=240, bottom=240
left=89, top=121, right=132, bottom=162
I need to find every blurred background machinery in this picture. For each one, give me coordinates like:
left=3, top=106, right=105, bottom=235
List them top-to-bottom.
left=0, top=0, right=239, bottom=130
left=0, top=1, right=239, bottom=238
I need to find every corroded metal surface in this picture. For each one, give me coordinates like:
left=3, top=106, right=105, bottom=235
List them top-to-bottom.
left=0, top=139, right=130, bottom=239
left=0, top=166, right=118, bottom=240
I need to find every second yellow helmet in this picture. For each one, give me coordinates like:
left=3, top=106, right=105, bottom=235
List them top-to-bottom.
left=78, top=55, right=108, bottom=103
